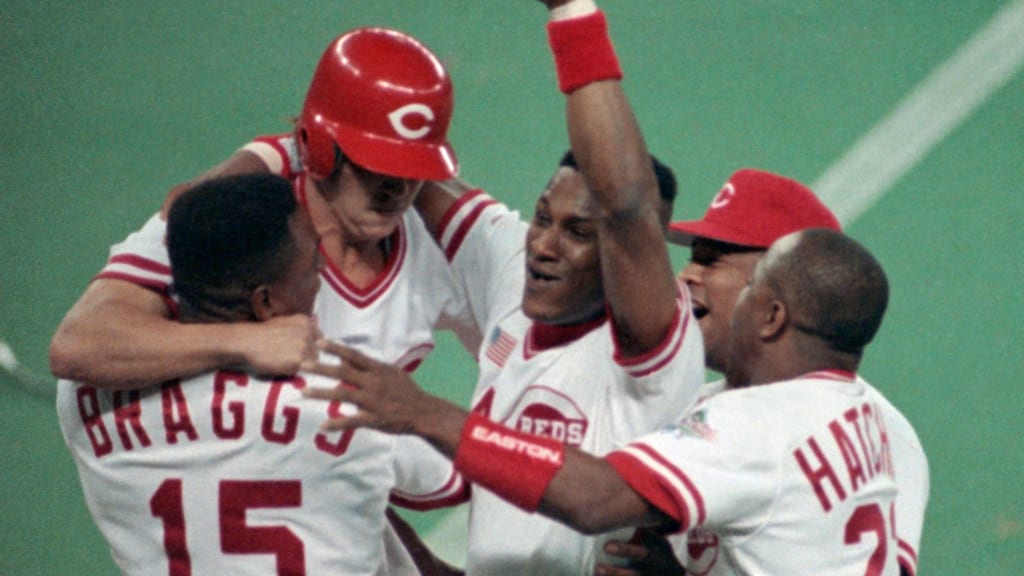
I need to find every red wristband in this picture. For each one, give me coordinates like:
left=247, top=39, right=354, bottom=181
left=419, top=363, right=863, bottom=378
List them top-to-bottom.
left=546, top=10, right=623, bottom=94
left=454, top=412, right=565, bottom=511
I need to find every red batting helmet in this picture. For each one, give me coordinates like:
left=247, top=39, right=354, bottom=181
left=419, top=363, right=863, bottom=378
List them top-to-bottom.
left=297, top=27, right=458, bottom=181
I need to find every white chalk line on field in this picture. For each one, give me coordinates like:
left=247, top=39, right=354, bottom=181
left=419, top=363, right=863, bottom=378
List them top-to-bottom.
left=423, top=0, right=1024, bottom=564
left=814, top=0, right=1024, bottom=225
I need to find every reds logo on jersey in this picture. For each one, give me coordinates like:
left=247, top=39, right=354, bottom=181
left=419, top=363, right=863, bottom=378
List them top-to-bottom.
left=388, top=103, right=435, bottom=140
left=506, top=386, right=589, bottom=446
left=684, top=528, right=720, bottom=575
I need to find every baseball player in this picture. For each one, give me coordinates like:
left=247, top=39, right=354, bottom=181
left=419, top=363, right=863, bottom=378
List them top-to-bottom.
left=307, top=1, right=705, bottom=573
left=49, top=26, right=480, bottom=390
left=48, top=27, right=478, bottom=574
left=598, top=173, right=928, bottom=576
left=57, top=174, right=465, bottom=575
left=304, top=228, right=923, bottom=576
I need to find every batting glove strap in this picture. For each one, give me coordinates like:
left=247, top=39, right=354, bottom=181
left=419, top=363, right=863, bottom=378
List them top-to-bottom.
left=547, top=10, right=623, bottom=94
left=454, top=412, right=565, bottom=511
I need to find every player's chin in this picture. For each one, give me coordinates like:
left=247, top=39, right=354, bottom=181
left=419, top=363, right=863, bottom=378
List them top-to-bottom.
left=356, top=214, right=403, bottom=240
left=522, top=291, right=598, bottom=326
left=521, top=293, right=563, bottom=324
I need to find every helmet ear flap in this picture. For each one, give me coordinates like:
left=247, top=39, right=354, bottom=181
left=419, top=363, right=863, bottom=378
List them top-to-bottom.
left=298, top=123, right=336, bottom=181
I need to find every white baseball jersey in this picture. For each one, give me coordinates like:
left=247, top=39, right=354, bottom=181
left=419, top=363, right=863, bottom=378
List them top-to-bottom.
left=85, top=133, right=481, bottom=573
left=99, top=133, right=481, bottom=368
left=436, top=190, right=706, bottom=575
left=57, top=370, right=464, bottom=575
left=608, top=370, right=922, bottom=575
left=677, top=377, right=929, bottom=575
left=869, top=383, right=929, bottom=576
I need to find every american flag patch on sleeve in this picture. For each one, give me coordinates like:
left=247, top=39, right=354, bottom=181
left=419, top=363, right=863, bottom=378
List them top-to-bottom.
left=485, top=327, right=517, bottom=367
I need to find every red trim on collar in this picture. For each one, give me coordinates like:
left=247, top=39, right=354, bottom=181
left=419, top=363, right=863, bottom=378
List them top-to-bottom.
left=296, top=174, right=407, bottom=308
left=319, top=222, right=405, bottom=309
left=526, top=313, right=607, bottom=354
left=804, top=369, right=857, bottom=382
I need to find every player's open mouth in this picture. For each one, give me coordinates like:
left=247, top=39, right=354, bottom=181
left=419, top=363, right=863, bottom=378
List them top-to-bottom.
left=528, top=267, right=558, bottom=283
left=692, top=304, right=709, bottom=320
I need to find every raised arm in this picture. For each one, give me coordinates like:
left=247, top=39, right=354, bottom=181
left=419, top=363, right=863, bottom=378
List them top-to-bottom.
left=551, top=1, right=680, bottom=357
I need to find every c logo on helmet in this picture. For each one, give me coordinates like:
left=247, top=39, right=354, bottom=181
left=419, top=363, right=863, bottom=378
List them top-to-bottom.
left=388, top=103, right=435, bottom=140
left=709, top=182, right=736, bottom=209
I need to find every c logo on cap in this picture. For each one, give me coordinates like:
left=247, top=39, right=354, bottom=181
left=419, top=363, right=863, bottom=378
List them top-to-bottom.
left=388, top=103, right=434, bottom=140
left=710, top=182, right=736, bottom=209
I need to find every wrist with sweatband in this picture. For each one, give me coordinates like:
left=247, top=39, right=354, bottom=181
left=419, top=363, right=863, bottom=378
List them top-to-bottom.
left=549, top=0, right=597, bottom=21
left=546, top=10, right=623, bottom=94
left=453, top=412, right=565, bottom=511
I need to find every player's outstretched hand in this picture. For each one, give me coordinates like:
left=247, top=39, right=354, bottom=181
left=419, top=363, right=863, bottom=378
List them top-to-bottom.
left=301, top=340, right=440, bottom=435
left=595, top=528, right=687, bottom=576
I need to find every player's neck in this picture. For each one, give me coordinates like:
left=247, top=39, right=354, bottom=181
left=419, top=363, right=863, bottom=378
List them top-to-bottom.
left=304, top=177, right=395, bottom=288
left=328, top=236, right=392, bottom=287
left=176, top=299, right=254, bottom=325
left=745, top=350, right=860, bottom=387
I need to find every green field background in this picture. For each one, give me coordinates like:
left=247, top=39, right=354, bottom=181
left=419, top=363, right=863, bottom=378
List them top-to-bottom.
left=2, top=1, right=1021, bottom=573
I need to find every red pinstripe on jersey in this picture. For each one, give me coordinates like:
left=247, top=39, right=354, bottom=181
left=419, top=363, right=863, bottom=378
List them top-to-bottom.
left=436, top=188, right=497, bottom=262
left=98, top=254, right=172, bottom=291
left=613, top=290, right=693, bottom=378
left=606, top=442, right=707, bottom=532
left=389, top=469, right=470, bottom=511
left=898, top=539, right=918, bottom=575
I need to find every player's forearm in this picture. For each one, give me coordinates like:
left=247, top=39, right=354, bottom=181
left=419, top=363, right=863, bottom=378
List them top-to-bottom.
left=548, top=2, right=679, bottom=355
left=549, top=3, right=651, bottom=219
left=556, top=9, right=660, bottom=246
left=414, top=178, right=476, bottom=241
left=49, top=283, right=246, bottom=389
left=51, top=316, right=250, bottom=390
left=409, top=394, right=471, bottom=460
left=451, top=411, right=651, bottom=534
left=539, top=448, right=657, bottom=535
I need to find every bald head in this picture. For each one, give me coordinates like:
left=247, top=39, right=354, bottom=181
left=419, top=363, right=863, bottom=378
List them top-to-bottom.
left=725, top=228, right=889, bottom=387
left=763, top=228, right=889, bottom=355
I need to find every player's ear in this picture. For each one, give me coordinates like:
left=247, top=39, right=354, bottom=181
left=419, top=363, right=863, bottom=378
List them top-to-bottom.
left=250, top=285, right=275, bottom=321
left=760, top=297, right=787, bottom=341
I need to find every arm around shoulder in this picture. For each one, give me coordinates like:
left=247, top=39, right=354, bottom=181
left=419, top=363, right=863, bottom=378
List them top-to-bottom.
left=414, top=178, right=478, bottom=240
left=49, top=278, right=317, bottom=389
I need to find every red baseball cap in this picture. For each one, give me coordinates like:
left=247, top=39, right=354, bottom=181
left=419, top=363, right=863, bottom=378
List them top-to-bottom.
left=668, top=169, right=841, bottom=248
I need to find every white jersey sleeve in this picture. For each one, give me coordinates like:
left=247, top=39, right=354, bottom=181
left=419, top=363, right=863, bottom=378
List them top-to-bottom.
left=97, top=133, right=299, bottom=293
left=240, top=133, right=303, bottom=179
left=433, top=189, right=528, bottom=333
left=96, top=212, right=172, bottom=293
left=608, top=373, right=905, bottom=575
left=866, top=379, right=929, bottom=576
left=612, top=390, right=780, bottom=533
left=389, top=435, right=468, bottom=511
